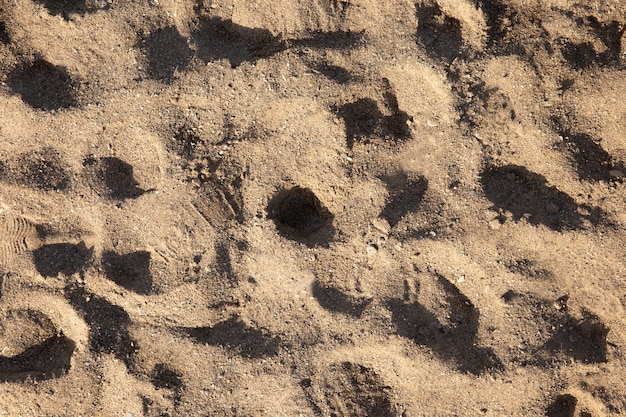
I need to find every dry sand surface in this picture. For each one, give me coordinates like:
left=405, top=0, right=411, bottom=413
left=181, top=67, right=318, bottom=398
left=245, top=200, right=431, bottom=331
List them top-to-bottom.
left=0, top=0, right=625, bottom=415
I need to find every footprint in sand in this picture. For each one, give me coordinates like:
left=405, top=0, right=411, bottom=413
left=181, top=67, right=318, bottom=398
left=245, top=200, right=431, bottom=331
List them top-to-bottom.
left=0, top=308, right=76, bottom=382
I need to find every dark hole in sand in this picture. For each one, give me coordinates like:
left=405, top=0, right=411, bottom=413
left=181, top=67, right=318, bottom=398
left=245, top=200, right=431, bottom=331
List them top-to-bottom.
left=8, top=60, right=79, bottom=111
left=268, top=186, right=334, bottom=246
left=33, top=242, right=93, bottom=277
left=102, top=251, right=153, bottom=295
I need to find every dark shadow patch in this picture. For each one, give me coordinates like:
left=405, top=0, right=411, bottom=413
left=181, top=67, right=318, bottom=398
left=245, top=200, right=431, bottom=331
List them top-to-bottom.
left=32, top=0, right=87, bottom=20
left=474, top=0, right=519, bottom=52
left=416, top=3, right=464, bottom=62
left=193, top=17, right=287, bottom=68
left=561, top=17, right=626, bottom=69
left=590, top=18, right=625, bottom=65
left=0, top=20, right=10, bottom=45
left=140, top=26, right=194, bottom=82
left=291, top=30, right=365, bottom=50
left=561, top=41, right=599, bottom=70
left=7, top=59, right=79, bottom=110
left=308, top=62, right=355, bottom=84
left=334, top=81, right=412, bottom=149
left=382, top=82, right=413, bottom=138
left=336, top=98, right=384, bottom=148
left=171, top=124, right=204, bottom=159
left=558, top=132, right=614, bottom=181
left=4, top=148, right=72, bottom=191
left=84, top=156, right=149, bottom=200
left=480, top=164, right=604, bottom=231
left=379, top=172, right=429, bottom=227
left=267, top=186, right=334, bottom=247
left=33, top=242, right=93, bottom=277
left=214, top=242, right=237, bottom=283
left=102, top=251, right=152, bottom=295
left=505, top=258, right=554, bottom=279
left=388, top=273, right=502, bottom=375
left=312, top=281, right=372, bottom=317
left=65, top=285, right=138, bottom=366
left=501, top=289, right=523, bottom=303
left=500, top=293, right=608, bottom=366
left=543, top=311, right=609, bottom=363
left=183, top=316, right=281, bottom=358
left=0, top=335, right=75, bottom=382
left=301, top=362, right=395, bottom=417
left=151, top=363, right=183, bottom=405
left=152, top=363, right=183, bottom=391
left=578, top=382, right=626, bottom=415
left=546, top=394, right=577, bottom=417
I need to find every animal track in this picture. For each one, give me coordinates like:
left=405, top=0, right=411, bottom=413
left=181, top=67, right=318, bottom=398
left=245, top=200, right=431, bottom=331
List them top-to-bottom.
left=31, top=0, right=111, bottom=20
left=32, top=0, right=88, bottom=20
left=474, top=0, right=527, bottom=54
left=416, top=2, right=464, bottom=62
left=193, top=17, right=287, bottom=68
left=561, top=17, right=625, bottom=69
left=139, top=26, right=194, bottom=82
left=8, top=60, right=79, bottom=111
left=334, top=81, right=412, bottom=149
left=554, top=129, right=617, bottom=182
left=0, top=148, right=71, bottom=191
left=83, top=156, right=149, bottom=200
left=480, top=164, right=605, bottom=231
left=379, top=171, right=429, bottom=228
left=195, top=175, right=245, bottom=226
left=267, top=186, right=334, bottom=246
left=0, top=212, right=41, bottom=265
left=33, top=242, right=93, bottom=277
left=213, top=242, right=238, bottom=283
left=102, top=251, right=152, bottom=295
left=388, top=273, right=502, bottom=374
left=312, top=281, right=372, bottom=317
left=65, top=285, right=138, bottom=366
left=500, top=292, right=609, bottom=365
left=0, top=309, right=75, bottom=382
left=543, top=310, right=609, bottom=364
left=183, top=316, right=281, bottom=359
left=302, top=362, right=396, bottom=417
left=151, top=363, right=183, bottom=405
left=546, top=394, right=578, bottom=417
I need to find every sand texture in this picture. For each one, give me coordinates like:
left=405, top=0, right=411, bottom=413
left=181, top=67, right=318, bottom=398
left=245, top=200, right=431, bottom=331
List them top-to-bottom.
left=0, top=0, right=626, bottom=415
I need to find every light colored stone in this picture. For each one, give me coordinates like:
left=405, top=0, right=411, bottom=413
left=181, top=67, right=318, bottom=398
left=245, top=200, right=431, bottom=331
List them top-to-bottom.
left=372, top=218, right=391, bottom=234
left=366, top=245, right=378, bottom=256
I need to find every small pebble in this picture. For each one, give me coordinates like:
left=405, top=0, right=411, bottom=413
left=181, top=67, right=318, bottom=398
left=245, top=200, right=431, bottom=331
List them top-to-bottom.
left=608, top=169, right=625, bottom=178
left=488, top=219, right=501, bottom=230
left=366, top=245, right=378, bottom=256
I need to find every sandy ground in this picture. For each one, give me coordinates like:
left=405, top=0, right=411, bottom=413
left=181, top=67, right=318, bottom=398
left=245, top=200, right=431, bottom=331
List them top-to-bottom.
left=0, top=0, right=625, bottom=415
